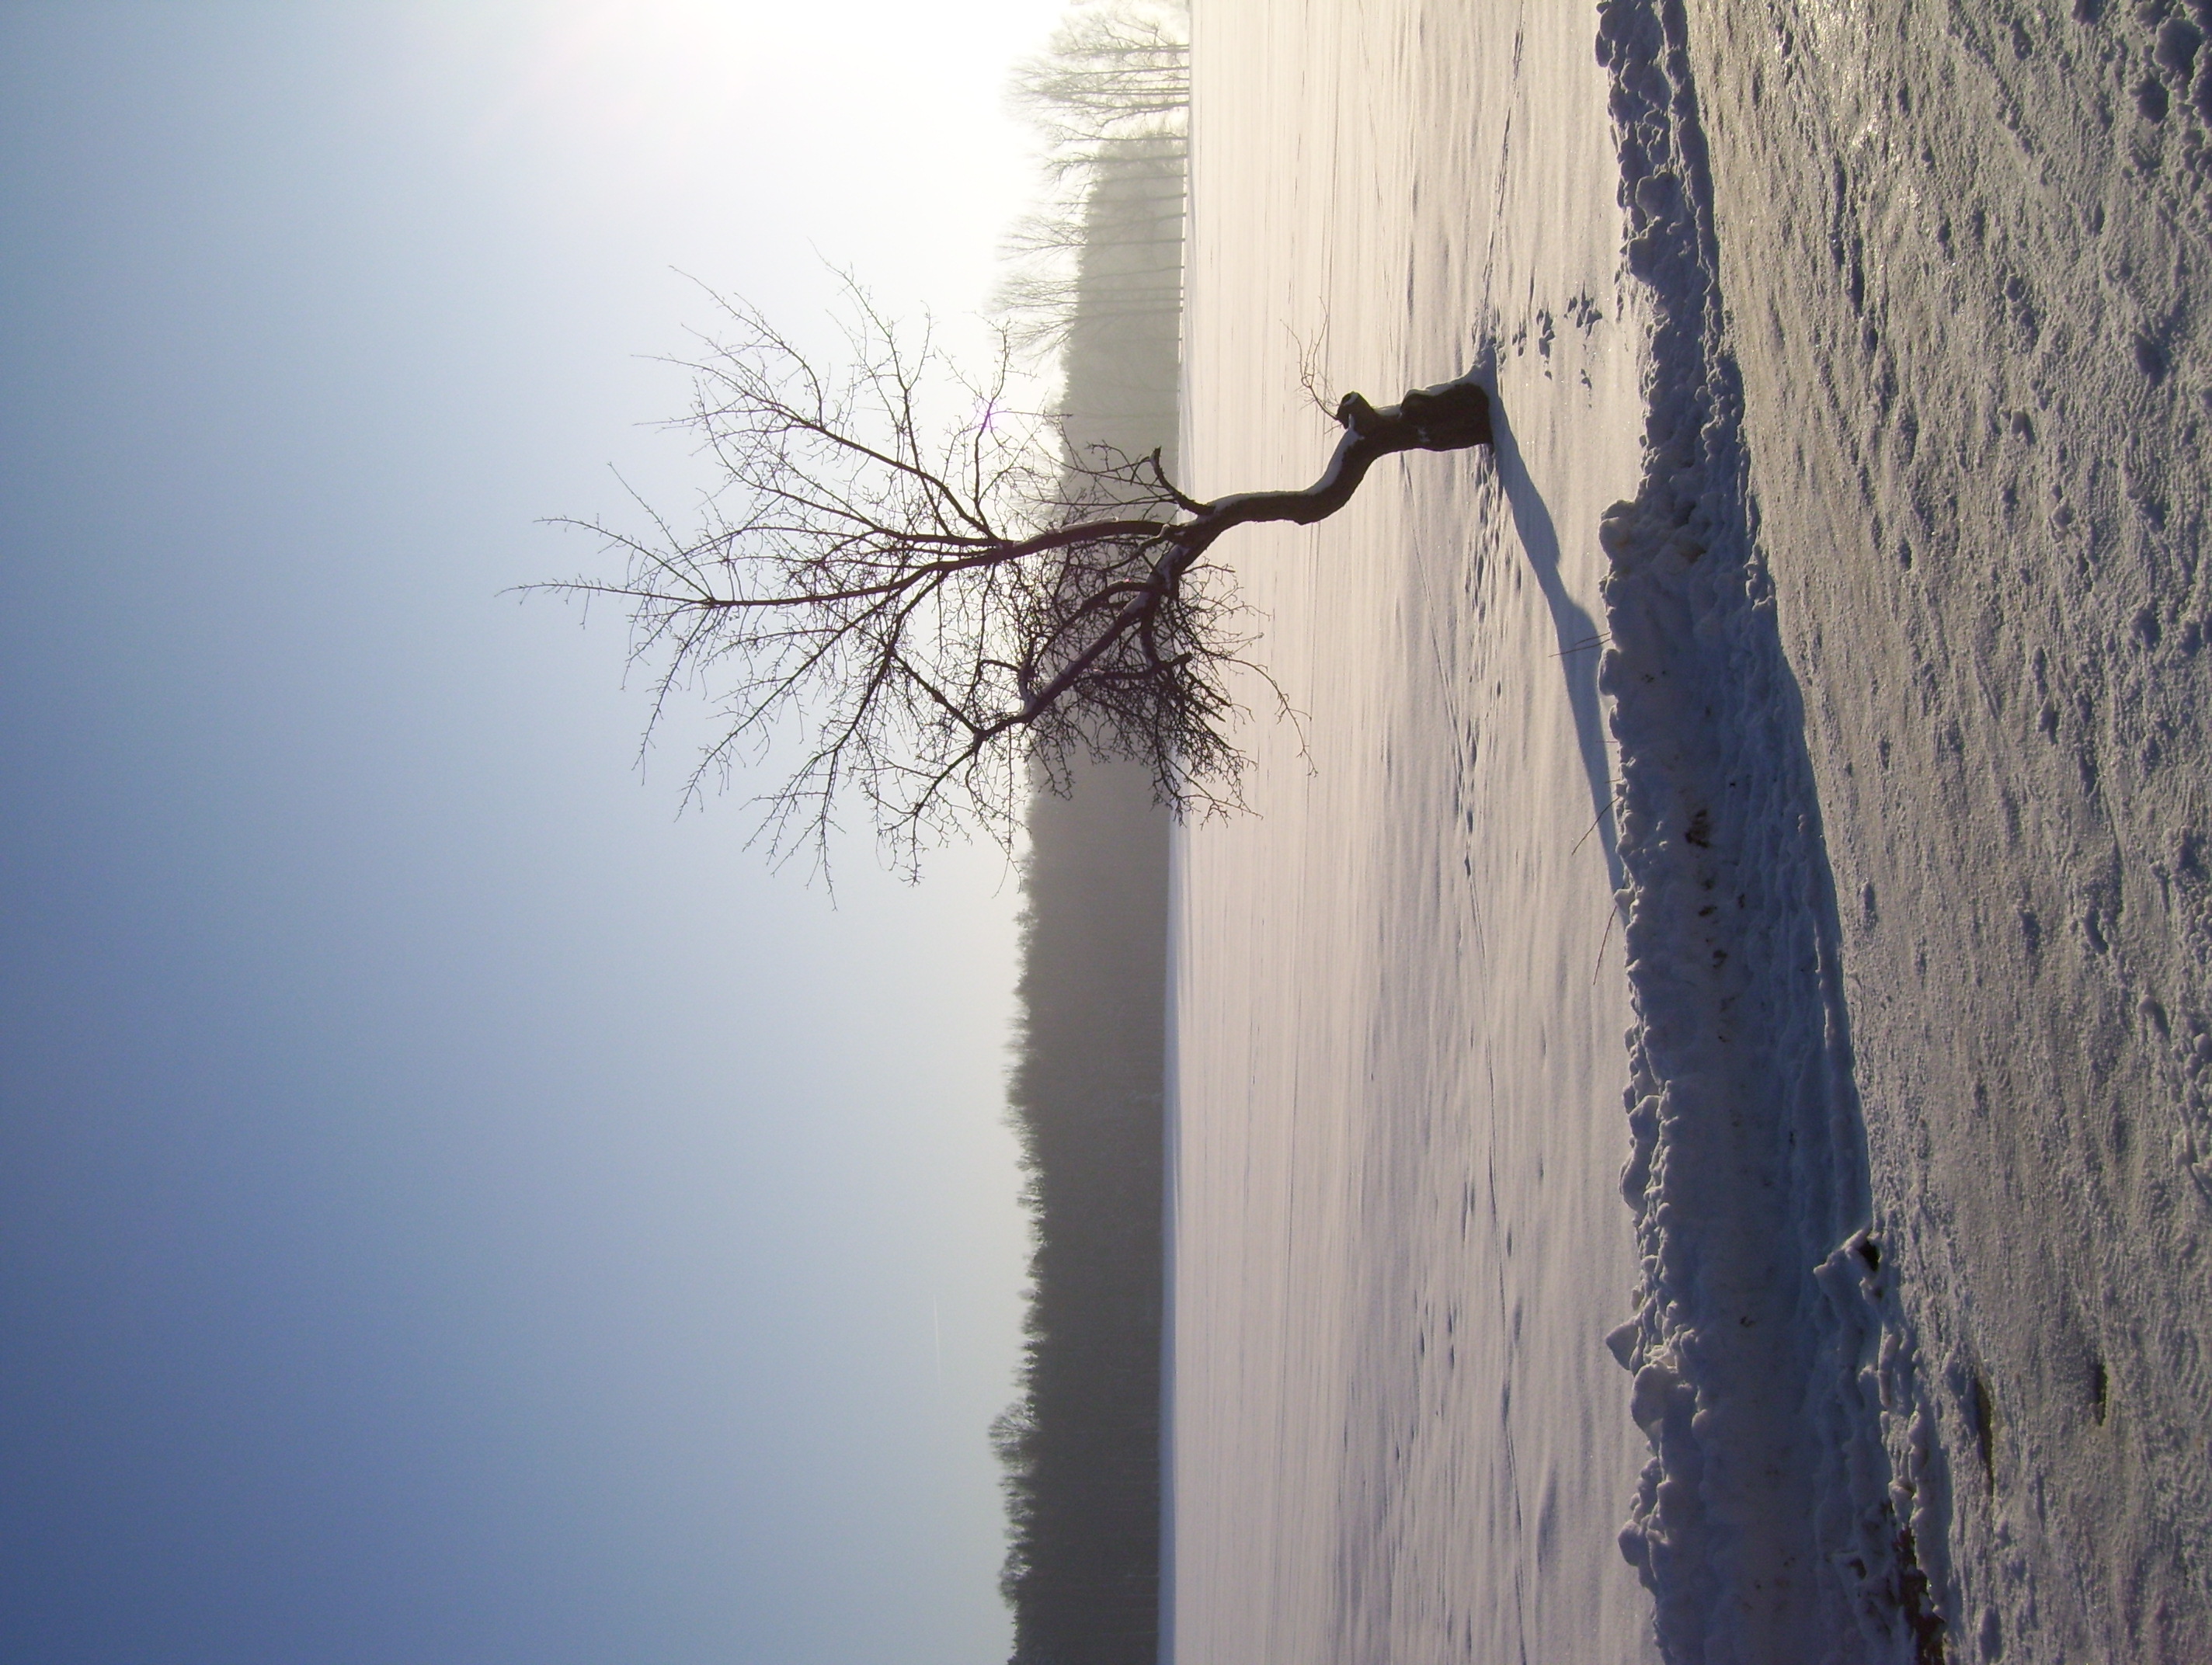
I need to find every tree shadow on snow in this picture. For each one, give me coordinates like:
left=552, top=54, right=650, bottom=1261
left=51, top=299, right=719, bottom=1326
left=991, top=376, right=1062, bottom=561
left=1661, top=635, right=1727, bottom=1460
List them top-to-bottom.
left=1487, top=395, right=1626, bottom=895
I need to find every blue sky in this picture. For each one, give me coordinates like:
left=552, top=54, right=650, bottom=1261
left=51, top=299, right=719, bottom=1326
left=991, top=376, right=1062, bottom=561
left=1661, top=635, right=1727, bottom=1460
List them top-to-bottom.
left=0, top=5, right=1059, bottom=1660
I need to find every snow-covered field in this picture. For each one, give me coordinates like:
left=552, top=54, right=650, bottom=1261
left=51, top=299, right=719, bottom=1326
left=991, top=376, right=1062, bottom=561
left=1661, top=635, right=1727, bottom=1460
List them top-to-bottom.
left=1168, top=0, right=2212, bottom=1660
left=1170, top=2, right=1654, bottom=1659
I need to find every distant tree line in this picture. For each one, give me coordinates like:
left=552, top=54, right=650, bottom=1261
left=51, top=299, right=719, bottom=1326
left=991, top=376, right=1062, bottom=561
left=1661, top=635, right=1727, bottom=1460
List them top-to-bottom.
left=996, top=1, right=1188, bottom=357
left=993, top=7, right=1185, bottom=1663
left=995, top=766, right=1170, bottom=1665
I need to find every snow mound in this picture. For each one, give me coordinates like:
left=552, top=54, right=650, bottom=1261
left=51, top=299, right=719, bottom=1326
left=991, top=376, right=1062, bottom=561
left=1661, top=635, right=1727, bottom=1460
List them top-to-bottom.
left=1594, top=1, right=1952, bottom=1658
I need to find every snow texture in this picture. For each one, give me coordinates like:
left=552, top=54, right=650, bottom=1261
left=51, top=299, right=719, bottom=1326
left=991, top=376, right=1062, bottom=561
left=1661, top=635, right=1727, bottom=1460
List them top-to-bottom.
left=1175, top=0, right=2212, bottom=1660
left=1591, top=0, right=2212, bottom=1653
left=1594, top=0, right=1952, bottom=1655
left=1595, top=0, right=2212, bottom=1653
left=1669, top=0, right=2212, bottom=1656
left=1174, top=2, right=1659, bottom=1660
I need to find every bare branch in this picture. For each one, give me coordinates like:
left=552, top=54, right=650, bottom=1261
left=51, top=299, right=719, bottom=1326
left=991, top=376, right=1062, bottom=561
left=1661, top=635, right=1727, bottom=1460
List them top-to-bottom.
left=531, top=274, right=1495, bottom=877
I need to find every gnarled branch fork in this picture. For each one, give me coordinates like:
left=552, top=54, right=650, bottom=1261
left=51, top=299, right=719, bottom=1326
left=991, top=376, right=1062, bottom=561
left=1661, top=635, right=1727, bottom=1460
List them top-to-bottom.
left=537, top=283, right=1493, bottom=874
left=1006, top=376, right=1493, bottom=725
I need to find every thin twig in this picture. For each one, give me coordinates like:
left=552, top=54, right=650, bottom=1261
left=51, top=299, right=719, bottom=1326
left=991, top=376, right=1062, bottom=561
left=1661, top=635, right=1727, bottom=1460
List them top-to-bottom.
left=1570, top=799, right=1612, bottom=856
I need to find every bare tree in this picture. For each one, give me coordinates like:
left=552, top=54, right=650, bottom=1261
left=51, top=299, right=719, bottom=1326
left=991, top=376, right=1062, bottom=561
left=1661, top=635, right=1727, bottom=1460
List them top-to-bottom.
left=997, top=0, right=1188, bottom=355
left=1007, top=1, right=1188, bottom=168
left=540, top=280, right=1493, bottom=875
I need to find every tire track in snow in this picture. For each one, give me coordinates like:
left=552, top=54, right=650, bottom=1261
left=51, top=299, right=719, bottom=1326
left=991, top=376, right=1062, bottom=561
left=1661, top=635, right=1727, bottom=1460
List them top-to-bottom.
left=1592, top=1, right=1955, bottom=1659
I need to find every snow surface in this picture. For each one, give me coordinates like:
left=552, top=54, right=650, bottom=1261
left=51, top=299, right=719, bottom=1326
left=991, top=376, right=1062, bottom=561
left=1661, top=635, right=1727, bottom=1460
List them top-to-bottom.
left=1171, top=0, right=2212, bottom=1660
left=1595, top=0, right=1953, bottom=1652
left=1676, top=0, right=2212, bottom=1656
left=1173, top=1, right=1657, bottom=1660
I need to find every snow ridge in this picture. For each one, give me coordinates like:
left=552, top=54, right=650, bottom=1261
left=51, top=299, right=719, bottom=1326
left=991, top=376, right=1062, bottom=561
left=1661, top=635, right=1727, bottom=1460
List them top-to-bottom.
left=1592, top=2, right=1955, bottom=1660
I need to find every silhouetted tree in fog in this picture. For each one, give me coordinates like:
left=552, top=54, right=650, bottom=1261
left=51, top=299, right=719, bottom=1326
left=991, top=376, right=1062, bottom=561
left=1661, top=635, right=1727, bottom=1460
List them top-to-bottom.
left=542, top=0, right=1493, bottom=886
left=998, top=0, right=1190, bottom=353
left=541, top=283, right=1491, bottom=874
